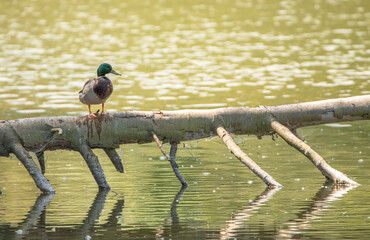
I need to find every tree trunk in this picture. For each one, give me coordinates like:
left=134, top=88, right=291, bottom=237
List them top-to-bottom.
left=1, top=95, right=369, bottom=192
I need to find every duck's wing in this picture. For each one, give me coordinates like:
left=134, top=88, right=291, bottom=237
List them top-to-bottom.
left=79, top=78, right=97, bottom=94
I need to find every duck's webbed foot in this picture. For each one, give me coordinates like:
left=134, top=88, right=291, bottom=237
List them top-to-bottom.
left=88, top=113, right=97, bottom=118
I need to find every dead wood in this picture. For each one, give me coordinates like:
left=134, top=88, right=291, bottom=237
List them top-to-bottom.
left=0, top=95, right=369, bottom=192
left=269, top=118, right=359, bottom=186
left=217, top=126, right=282, bottom=188
left=152, top=132, right=188, bottom=186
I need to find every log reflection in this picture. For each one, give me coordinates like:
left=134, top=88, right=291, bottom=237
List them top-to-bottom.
left=7, top=181, right=358, bottom=239
left=277, top=182, right=357, bottom=239
left=11, top=186, right=189, bottom=239
left=219, top=187, right=281, bottom=240
left=12, top=189, right=125, bottom=239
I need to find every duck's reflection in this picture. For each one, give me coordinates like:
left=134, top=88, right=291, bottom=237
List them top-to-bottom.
left=276, top=182, right=357, bottom=239
left=220, top=187, right=281, bottom=240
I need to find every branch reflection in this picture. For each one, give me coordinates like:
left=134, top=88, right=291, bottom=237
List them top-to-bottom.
left=277, top=182, right=357, bottom=239
left=156, top=185, right=188, bottom=238
left=11, top=186, right=188, bottom=239
left=220, top=187, right=281, bottom=240
left=12, top=189, right=125, bottom=239
left=80, top=189, right=124, bottom=238
left=81, top=189, right=110, bottom=237
left=14, top=193, right=55, bottom=240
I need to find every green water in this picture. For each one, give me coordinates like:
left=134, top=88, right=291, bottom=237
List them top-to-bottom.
left=0, top=0, right=369, bottom=239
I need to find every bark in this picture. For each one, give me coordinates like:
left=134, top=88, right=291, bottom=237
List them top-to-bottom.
left=0, top=95, right=369, bottom=192
left=269, top=119, right=359, bottom=185
left=217, top=126, right=282, bottom=188
left=152, top=132, right=188, bottom=186
left=11, top=142, right=55, bottom=193
left=78, top=143, right=110, bottom=190
left=103, top=148, right=125, bottom=173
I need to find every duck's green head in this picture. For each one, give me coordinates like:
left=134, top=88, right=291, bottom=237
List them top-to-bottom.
left=97, top=63, right=121, bottom=77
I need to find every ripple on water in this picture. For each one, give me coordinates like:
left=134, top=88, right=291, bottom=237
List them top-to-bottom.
left=1, top=0, right=370, bottom=238
left=181, top=103, right=227, bottom=108
left=16, top=109, right=46, bottom=114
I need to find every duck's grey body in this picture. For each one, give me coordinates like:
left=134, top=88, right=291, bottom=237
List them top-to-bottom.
left=79, top=63, right=120, bottom=118
left=79, top=76, right=113, bottom=105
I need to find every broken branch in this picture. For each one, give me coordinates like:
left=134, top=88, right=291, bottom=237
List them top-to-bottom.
left=1, top=95, right=368, bottom=192
left=269, top=118, right=359, bottom=186
left=217, top=126, right=282, bottom=188
left=152, top=132, right=188, bottom=186
left=11, top=142, right=55, bottom=193
left=78, top=144, right=110, bottom=190
left=103, top=148, right=125, bottom=173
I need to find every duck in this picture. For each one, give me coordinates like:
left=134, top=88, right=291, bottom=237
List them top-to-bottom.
left=79, top=63, right=121, bottom=118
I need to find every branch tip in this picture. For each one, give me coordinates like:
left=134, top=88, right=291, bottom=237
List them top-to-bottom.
left=269, top=119, right=359, bottom=186
left=216, top=126, right=282, bottom=187
left=51, top=128, right=63, bottom=136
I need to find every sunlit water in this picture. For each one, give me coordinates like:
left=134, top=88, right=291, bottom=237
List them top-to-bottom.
left=1, top=0, right=370, bottom=239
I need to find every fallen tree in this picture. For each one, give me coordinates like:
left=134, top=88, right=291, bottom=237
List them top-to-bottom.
left=1, top=95, right=369, bottom=192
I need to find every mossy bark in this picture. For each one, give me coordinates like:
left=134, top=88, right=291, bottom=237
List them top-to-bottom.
left=0, top=95, right=369, bottom=192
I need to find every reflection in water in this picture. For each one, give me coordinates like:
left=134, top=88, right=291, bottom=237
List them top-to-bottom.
left=0, top=0, right=369, bottom=238
left=0, top=181, right=361, bottom=239
left=219, top=182, right=357, bottom=239
left=277, top=182, right=357, bottom=239
left=156, top=186, right=188, bottom=239
left=8, top=187, right=191, bottom=239
left=220, top=187, right=280, bottom=240
left=9, top=190, right=123, bottom=239
left=61, top=190, right=124, bottom=239
left=81, top=190, right=110, bottom=238
left=14, top=193, right=54, bottom=240
left=102, top=197, right=125, bottom=235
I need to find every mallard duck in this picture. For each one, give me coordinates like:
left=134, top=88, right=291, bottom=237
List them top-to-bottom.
left=79, top=63, right=121, bottom=118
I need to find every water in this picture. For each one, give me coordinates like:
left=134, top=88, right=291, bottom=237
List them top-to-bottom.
left=1, top=0, right=370, bottom=239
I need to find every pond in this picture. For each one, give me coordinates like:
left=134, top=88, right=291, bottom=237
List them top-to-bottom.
left=0, top=0, right=369, bottom=239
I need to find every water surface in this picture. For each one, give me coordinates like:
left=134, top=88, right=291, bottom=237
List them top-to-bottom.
left=0, top=0, right=370, bottom=239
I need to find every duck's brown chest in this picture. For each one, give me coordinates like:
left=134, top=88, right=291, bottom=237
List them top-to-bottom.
left=93, top=77, right=113, bottom=100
